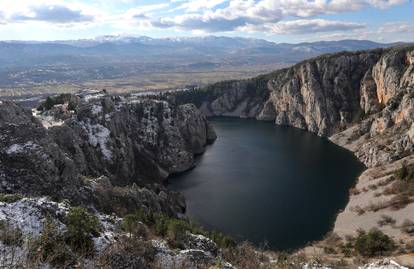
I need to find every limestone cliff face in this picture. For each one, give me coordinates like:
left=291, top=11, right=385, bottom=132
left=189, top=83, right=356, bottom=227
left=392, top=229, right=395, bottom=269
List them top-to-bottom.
left=172, top=45, right=414, bottom=247
left=177, top=46, right=414, bottom=138
left=329, top=47, right=414, bottom=168
left=0, top=94, right=215, bottom=215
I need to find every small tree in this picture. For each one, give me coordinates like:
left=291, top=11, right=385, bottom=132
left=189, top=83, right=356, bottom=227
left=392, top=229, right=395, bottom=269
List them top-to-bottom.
left=43, top=97, right=55, bottom=111
left=67, top=100, right=77, bottom=111
left=64, top=207, right=100, bottom=255
left=122, top=214, right=139, bottom=238
left=28, top=219, right=75, bottom=267
left=166, top=219, right=191, bottom=248
left=0, top=220, right=23, bottom=247
left=354, top=229, right=395, bottom=256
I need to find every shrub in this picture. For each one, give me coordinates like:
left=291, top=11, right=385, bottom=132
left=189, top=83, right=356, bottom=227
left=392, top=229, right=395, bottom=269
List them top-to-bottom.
left=39, top=94, right=74, bottom=111
left=43, top=97, right=56, bottom=111
left=68, top=100, right=77, bottom=111
left=395, top=161, right=414, bottom=182
left=383, top=180, right=406, bottom=195
left=349, top=187, right=360, bottom=196
left=0, top=193, right=23, bottom=203
left=388, top=193, right=411, bottom=210
left=352, top=205, right=366, bottom=215
left=64, top=207, right=101, bottom=255
left=135, top=208, right=154, bottom=224
left=138, top=211, right=237, bottom=251
left=153, top=213, right=169, bottom=237
left=122, top=214, right=148, bottom=239
left=122, top=214, right=139, bottom=237
left=377, top=215, right=396, bottom=227
left=28, top=219, right=75, bottom=267
left=166, top=219, right=190, bottom=248
left=400, top=219, right=414, bottom=235
left=0, top=220, right=23, bottom=247
left=354, top=229, right=395, bottom=257
left=210, top=231, right=236, bottom=249
left=100, top=236, right=156, bottom=268
left=222, top=242, right=264, bottom=269
left=340, top=243, right=354, bottom=257
left=324, top=246, right=337, bottom=254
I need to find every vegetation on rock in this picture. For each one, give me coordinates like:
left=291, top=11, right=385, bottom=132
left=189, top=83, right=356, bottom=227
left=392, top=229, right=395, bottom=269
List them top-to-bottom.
left=0, top=193, right=23, bottom=203
left=64, top=207, right=101, bottom=255
left=28, top=219, right=75, bottom=267
left=0, top=220, right=23, bottom=247
left=354, top=229, right=395, bottom=257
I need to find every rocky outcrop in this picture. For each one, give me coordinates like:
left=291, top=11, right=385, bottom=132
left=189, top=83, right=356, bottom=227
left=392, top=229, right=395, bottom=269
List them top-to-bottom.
left=171, top=46, right=414, bottom=255
left=175, top=46, right=414, bottom=137
left=0, top=93, right=215, bottom=216
left=0, top=196, right=229, bottom=269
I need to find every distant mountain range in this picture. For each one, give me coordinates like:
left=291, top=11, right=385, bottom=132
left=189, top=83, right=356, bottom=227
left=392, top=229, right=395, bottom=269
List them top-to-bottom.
left=0, top=36, right=404, bottom=68
left=0, top=36, right=408, bottom=95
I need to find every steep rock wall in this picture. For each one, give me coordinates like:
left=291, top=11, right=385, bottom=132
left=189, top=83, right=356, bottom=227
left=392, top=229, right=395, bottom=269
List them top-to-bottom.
left=175, top=46, right=414, bottom=138
left=0, top=95, right=216, bottom=215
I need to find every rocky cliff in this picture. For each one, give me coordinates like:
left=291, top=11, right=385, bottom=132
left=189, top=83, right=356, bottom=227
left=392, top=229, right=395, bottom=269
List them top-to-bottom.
left=171, top=45, right=414, bottom=264
left=175, top=46, right=414, bottom=138
left=0, top=93, right=216, bottom=216
left=0, top=93, right=232, bottom=269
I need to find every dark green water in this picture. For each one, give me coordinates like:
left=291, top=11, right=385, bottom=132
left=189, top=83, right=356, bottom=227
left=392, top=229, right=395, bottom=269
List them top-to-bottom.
left=167, top=117, right=364, bottom=250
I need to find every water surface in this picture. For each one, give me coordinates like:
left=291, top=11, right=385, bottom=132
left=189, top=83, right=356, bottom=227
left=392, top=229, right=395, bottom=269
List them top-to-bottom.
left=167, top=117, right=364, bottom=250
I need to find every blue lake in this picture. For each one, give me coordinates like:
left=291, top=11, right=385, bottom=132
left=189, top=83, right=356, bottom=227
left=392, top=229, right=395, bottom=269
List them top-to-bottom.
left=168, top=117, right=364, bottom=250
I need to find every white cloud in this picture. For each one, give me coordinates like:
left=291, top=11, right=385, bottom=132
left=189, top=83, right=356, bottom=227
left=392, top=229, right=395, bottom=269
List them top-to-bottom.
left=0, top=0, right=103, bottom=26
left=0, top=0, right=410, bottom=41
left=129, top=0, right=407, bottom=33
left=173, top=0, right=228, bottom=12
left=10, top=5, right=94, bottom=23
left=239, top=19, right=366, bottom=34
left=378, top=21, right=414, bottom=33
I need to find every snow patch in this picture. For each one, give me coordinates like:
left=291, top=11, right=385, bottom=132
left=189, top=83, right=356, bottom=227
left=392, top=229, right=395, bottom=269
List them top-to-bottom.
left=83, top=93, right=106, bottom=103
left=91, top=104, right=103, bottom=115
left=32, top=109, right=64, bottom=129
left=81, top=121, right=112, bottom=160
left=5, top=142, right=39, bottom=155
left=0, top=197, right=68, bottom=237
left=93, top=213, right=121, bottom=253
left=359, top=259, right=409, bottom=269
left=302, top=263, right=331, bottom=269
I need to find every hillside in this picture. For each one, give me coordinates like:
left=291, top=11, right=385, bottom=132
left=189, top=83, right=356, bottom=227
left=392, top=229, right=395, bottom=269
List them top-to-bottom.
left=0, top=45, right=413, bottom=268
left=170, top=45, right=414, bottom=265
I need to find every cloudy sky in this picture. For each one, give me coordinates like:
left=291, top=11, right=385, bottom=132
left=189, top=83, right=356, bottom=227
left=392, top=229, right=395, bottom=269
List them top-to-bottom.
left=0, top=0, right=413, bottom=43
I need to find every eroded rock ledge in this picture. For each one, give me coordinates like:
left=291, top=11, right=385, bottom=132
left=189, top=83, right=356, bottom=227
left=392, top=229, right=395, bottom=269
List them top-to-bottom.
left=174, top=46, right=413, bottom=137
left=0, top=94, right=216, bottom=216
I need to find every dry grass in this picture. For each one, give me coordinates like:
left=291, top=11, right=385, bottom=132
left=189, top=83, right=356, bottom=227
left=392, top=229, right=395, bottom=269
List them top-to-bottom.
left=377, top=215, right=396, bottom=227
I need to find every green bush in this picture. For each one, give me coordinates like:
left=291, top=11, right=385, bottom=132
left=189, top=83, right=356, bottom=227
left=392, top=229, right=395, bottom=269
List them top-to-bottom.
left=39, top=94, right=75, bottom=111
left=43, top=97, right=56, bottom=111
left=68, top=100, right=77, bottom=111
left=395, top=161, right=414, bottom=182
left=0, top=193, right=23, bottom=203
left=64, top=207, right=101, bottom=255
left=129, top=211, right=237, bottom=250
left=122, top=213, right=148, bottom=239
left=153, top=213, right=170, bottom=237
left=28, top=219, right=75, bottom=267
left=166, top=219, right=190, bottom=248
left=0, top=220, right=23, bottom=247
left=354, top=229, right=395, bottom=257
left=210, top=231, right=236, bottom=249
left=100, top=236, right=156, bottom=267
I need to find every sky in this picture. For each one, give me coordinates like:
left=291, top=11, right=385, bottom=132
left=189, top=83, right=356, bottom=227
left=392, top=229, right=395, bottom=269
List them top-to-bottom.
left=0, top=0, right=413, bottom=43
